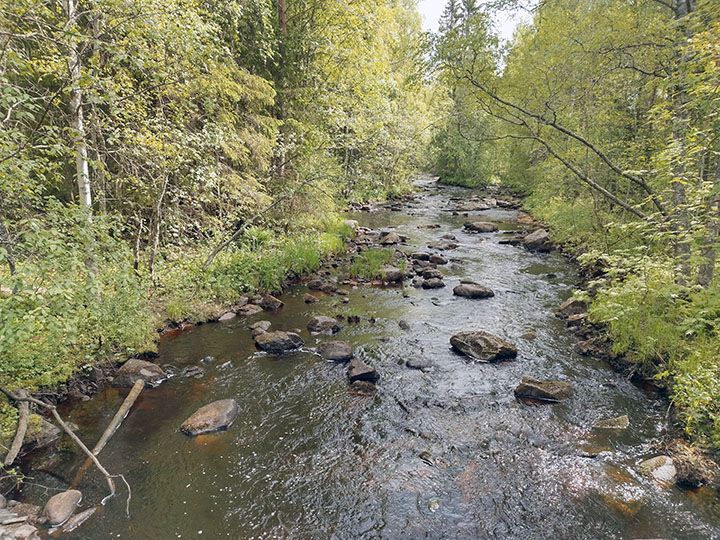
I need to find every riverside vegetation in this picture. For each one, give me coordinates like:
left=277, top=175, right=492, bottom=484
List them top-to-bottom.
left=2, top=0, right=720, bottom=497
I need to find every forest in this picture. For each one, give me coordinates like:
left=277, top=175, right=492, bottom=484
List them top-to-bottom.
left=1, top=0, right=720, bottom=512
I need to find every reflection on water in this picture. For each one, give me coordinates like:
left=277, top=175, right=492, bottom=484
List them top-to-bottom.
left=21, top=180, right=720, bottom=539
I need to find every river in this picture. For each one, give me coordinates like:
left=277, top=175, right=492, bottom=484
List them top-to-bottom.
left=21, top=179, right=720, bottom=539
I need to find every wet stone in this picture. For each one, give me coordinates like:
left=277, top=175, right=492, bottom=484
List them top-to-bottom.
left=464, top=221, right=498, bottom=233
left=523, top=229, right=552, bottom=252
left=429, top=254, right=448, bottom=265
left=381, top=266, right=404, bottom=283
left=422, top=278, right=445, bottom=289
left=453, top=283, right=494, bottom=299
left=304, top=293, right=319, bottom=303
left=259, top=294, right=283, bottom=311
left=237, top=304, right=264, bottom=317
left=218, top=311, right=236, bottom=322
left=308, top=316, right=341, bottom=335
left=250, top=320, right=272, bottom=337
left=255, top=331, right=304, bottom=353
left=450, top=331, right=518, bottom=362
left=317, top=341, right=353, bottom=362
left=348, top=358, right=380, bottom=383
left=112, top=359, right=166, bottom=388
left=181, top=366, right=205, bottom=379
left=514, top=377, right=573, bottom=402
left=349, top=380, right=377, bottom=396
left=181, top=399, right=239, bottom=436
left=593, top=415, right=630, bottom=430
left=639, top=456, right=677, bottom=484
left=43, top=490, right=82, bottom=527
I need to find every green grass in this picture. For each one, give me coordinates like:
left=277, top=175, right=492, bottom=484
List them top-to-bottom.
left=350, top=248, right=395, bottom=279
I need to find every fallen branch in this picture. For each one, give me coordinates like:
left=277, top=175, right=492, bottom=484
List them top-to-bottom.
left=0, top=387, right=116, bottom=501
left=3, top=390, right=29, bottom=466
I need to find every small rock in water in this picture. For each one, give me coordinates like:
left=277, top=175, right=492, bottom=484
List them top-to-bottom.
left=464, top=221, right=498, bottom=233
left=523, top=229, right=552, bottom=252
left=379, top=231, right=401, bottom=245
left=428, top=240, right=458, bottom=251
left=411, top=252, right=431, bottom=261
left=429, top=254, right=448, bottom=265
left=422, top=268, right=444, bottom=280
left=307, top=277, right=338, bottom=293
left=422, top=278, right=445, bottom=289
left=453, top=283, right=494, bottom=299
left=304, top=293, right=320, bottom=304
left=259, top=294, right=283, bottom=311
left=556, top=297, right=587, bottom=318
left=237, top=304, right=264, bottom=317
left=218, top=311, right=236, bottom=322
left=308, top=316, right=341, bottom=335
left=250, top=320, right=272, bottom=337
left=398, top=320, right=411, bottom=331
left=521, top=329, right=538, bottom=340
left=254, top=331, right=304, bottom=353
left=450, top=331, right=517, bottom=362
left=317, top=341, right=353, bottom=362
left=201, top=356, right=216, bottom=363
left=348, top=358, right=380, bottom=383
left=112, top=359, right=166, bottom=388
left=406, top=359, right=433, bottom=372
left=181, top=366, right=205, bottom=379
left=514, top=377, right=573, bottom=402
left=349, top=380, right=377, bottom=395
left=180, top=399, right=239, bottom=436
left=593, top=415, right=630, bottom=430
left=639, top=455, right=677, bottom=485
left=43, top=490, right=82, bottom=527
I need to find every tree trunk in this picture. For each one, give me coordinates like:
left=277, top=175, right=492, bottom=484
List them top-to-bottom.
left=64, top=0, right=92, bottom=209
left=148, top=175, right=169, bottom=276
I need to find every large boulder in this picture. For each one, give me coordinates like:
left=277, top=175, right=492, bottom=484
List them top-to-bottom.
left=464, top=221, right=498, bottom=233
left=523, top=229, right=552, bottom=252
left=381, top=266, right=404, bottom=283
left=453, top=283, right=494, bottom=299
left=308, top=316, right=341, bottom=335
left=255, top=331, right=304, bottom=353
left=450, top=331, right=517, bottom=362
left=317, top=341, right=354, bottom=362
left=347, top=358, right=379, bottom=383
left=112, top=359, right=166, bottom=388
left=514, top=377, right=573, bottom=402
left=180, top=399, right=239, bottom=436
left=43, top=490, right=82, bottom=527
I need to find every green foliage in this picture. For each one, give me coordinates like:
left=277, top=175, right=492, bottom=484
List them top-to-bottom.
left=350, top=248, right=395, bottom=279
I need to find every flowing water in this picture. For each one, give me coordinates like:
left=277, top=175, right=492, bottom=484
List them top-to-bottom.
left=21, top=180, right=720, bottom=539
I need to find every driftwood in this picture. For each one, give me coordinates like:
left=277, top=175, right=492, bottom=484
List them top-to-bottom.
left=71, top=379, right=144, bottom=487
left=0, top=387, right=117, bottom=501
left=3, top=390, right=29, bottom=466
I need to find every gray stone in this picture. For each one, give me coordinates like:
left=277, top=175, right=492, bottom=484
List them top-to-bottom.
left=464, top=221, right=498, bottom=233
left=523, top=229, right=552, bottom=252
left=379, top=232, right=401, bottom=245
left=411, top=252, right=431, bottom=261
left=429, top=254, right=448, bottom=265
left=381, top=266, right=404, bottom=283
left=307, top=277, right=338, bottom=293
left=422, top=278, right=445, bottom=289
left=453, top=283, right=494, bottom=299
left=304, top=293, right=319, bottom=304
left=259, top=295, right=283, bottom=311
left=556, top=297, right=588, bottom=318
left=237, top=304, right=264, bottom=317
left=218, top=311, right=236, bottom=322
left=308, top=316, right=341, bottom=335
left=250, top=320, right=272, bottom=337
left=255, top=331, right=304, bottom=353
left=450, top=331, right=518, bottom=362
left=317, top=341, right=353, bottom=362
left=348, top=358, right=380, bottom=383
left=112, top=359, right=166, bottom=388
left=514, top=377, right=573, bottom=402
left=181, top=399, right=239, bottom=436
left=593, top=415, right=630, bottom=430
left=639, top=456, right=677, bottom=484
left=43, top=490, right=82, bottom=527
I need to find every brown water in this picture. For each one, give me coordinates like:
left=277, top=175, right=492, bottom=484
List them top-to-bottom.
left=21, top=179, right=720, bottom=539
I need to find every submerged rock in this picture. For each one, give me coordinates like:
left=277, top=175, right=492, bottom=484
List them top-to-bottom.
left=464, top=221, right=498, bottom=233
left=523, top=229, right=552, bottom=252
left=428, top=240, right=458, bottom=251
left=453, top=283, right=494, bottom=299
left=304, top=293, right=319, bottom=304
left=308, top=316, right=341, bottom=335
left=255, top=331, right=304, bottom=353
left=450, top=331, right=517, bottom=362
left=317, top=341, right=353, bottom=362
left=348, top=358, right=380, bottom=383
left=112, top=359, right=166, bottom=388
left=514, top=377, right=573, bottom=402
left=349, top=380, right=377, bottom=395
left=181, top=399, right=239, bottom=436
left=593, top=415, right=630, bottom=430
left=23, top=416, right=61, bottom=451
left=639, top=456, right=677, bottom=484
left=43, top=490, right=82, bottom=527
left=3, top=524, right=40, bottom=539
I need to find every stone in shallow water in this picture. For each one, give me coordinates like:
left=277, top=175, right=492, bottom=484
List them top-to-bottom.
left=464, top=221, right=498, bottom=233
left=523, top=229, right=552, bottom=252
left=381, top=266, right=404, bottom=283
left=422, top=278, right=445, bottom=289
left=453, top=283, right=494, bottom=299
left=304, top=293, right=319, bottom=304
left=259, top=294, right=283, bottom=311
left=237, top=304, right=264, bottom=317
left=218, top=311, right=236, bottom=321
left=308, top=316, right=341, bottom=335
left=250, top=320, right=272, bottom=337
left=255, top=331, right=304, bottom=353
left=450, top=331, right=517, bottom=362
left=317, top=341, right=353, bottom=362
left=347, top=358, right=379, bottom=383
left=112, top=359, right=166, bottom=388
left=514, top=377, right=573, bottom=402
left=181, top=399, right=239, bottom=436
left=593, top=415, right=630, bottom=430
left=639, top=455, right=676, bottom=484
left=43, top=490, right=82, bottom=527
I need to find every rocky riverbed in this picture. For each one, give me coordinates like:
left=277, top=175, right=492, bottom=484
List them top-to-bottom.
left=9, top=178, right=720, bottom=539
